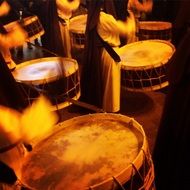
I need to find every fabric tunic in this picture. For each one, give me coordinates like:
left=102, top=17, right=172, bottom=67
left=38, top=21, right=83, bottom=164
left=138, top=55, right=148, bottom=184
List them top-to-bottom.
left=81, top=0, right=135, bottom=113
left=58, top=10, right=72, bottom=58
left=98, top=11, right=135, bottom=112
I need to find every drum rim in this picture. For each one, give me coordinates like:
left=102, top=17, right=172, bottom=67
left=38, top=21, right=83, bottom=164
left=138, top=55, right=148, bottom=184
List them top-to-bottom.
left=69, top=14, right=87, bottom=33
left=4, top=15, right=39, bottom=29
left=139, top=21, right=172, bottom=30
left=121, top=39, right=175, bottom=70
left=13, top=57, right=79, bottom=85
left=121, top=81, right=169, bottom=92
left=24, top=113, right=151, bottom=189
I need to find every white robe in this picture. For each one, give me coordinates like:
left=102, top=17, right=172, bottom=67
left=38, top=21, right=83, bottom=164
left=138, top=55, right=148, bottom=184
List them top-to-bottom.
left=97, top=11, right=135, bottom=112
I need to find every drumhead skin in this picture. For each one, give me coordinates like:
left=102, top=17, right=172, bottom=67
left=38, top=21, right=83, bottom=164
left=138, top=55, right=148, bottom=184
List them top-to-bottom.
left=121, top=40, right=175, bottom=69
left=13, top=57, right=79, bottom=85
left=21, top=113, right=152, bottom=190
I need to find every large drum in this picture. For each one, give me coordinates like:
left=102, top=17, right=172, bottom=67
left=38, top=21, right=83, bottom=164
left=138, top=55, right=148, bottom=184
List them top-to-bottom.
left=69, top=14, right=87, bottom=50
left=4, top=15, right=44, bottom=42
left=138, top=21, right=172, bottom=41
left=120, top=40, right=175, bottom=91
left=13, top=57, right=80, bottom=110
left=21, top=113, right=155, bottom=190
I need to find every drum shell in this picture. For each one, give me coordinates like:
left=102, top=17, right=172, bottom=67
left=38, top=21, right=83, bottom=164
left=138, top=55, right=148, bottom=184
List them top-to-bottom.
left=4, top=16, right=44, bottom=42
left=138, top=21, right=172, bottom=41
left=21, top=113, right=155, bottom=190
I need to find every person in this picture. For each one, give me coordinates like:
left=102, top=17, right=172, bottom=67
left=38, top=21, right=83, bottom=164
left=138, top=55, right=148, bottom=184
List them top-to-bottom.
left=0, top=0, right=28, bottom=188
left=0, top=0, right=28, bottom=110
left=0, top=0, right=18, bottom=70
left=0, top=0, right=31, bottom=67
left=36, top=0, right=80, bottom=58
left=80, top=0, right=135, bottom=113
left=113, top=0, right=136, bottom=47
left=128, top=0, right=153, bottom=42
left=152, top=3, right=190, bottom=188
left=0, top=96, right=58, bottom=189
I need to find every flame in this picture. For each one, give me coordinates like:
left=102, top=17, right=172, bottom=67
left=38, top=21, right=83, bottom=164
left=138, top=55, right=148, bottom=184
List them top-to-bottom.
left=0, top=95, right=58, bottom=145
left=20, top=96, right=58, bottom=143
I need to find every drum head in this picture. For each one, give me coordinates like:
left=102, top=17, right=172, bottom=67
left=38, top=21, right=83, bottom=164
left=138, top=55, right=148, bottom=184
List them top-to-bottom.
left=69, top=14, right=87, bottom=33
left=120, top=40, right=175, bottom=69
left=13, top=57, right=78, bottom=85
left=21, top=114, right=146, bottom=190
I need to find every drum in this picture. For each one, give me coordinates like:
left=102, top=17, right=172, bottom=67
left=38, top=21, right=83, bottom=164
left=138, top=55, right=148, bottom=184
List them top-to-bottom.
left=69, top=14, right=87, bottom=49
left=4, top=15, right=44, bottom=42
left=138, top=21, right=172, bottom=41
left=120, top=40, right=175, bottom=91
left=12, top=57, right=80, bottom=110
left=21, top=113, right=155, bottom=190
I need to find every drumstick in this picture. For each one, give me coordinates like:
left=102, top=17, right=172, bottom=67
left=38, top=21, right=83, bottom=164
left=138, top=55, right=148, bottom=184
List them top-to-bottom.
left=26, top=41, right=60, bottom=57
left=65, top=97, right=105, bottom=113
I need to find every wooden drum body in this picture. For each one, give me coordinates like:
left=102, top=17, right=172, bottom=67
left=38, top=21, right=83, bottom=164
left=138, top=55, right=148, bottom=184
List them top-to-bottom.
left=69, top=14, right=87, bottom=50
left=4, top=15, right=44, bottom=42
left=138, top=21, right=172, bottom=41
left=120, top=40, right=175, bottom=91
left=13, top=57, right=80, bottom=110
left=21, top=113, right=155, bottom=190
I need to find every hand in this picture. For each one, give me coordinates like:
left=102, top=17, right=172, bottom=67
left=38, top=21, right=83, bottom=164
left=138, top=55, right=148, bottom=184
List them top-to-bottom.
left=0, top=1, right=10, bottom=16
left=4, top=23, right=28, bottom=48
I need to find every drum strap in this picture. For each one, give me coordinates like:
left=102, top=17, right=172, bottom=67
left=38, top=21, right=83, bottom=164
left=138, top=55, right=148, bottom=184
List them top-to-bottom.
left=58, top=16, right=66, bottom=25
left=97, top=33, right=121, bottom=63
left=0, top=141, right=20, bottom=154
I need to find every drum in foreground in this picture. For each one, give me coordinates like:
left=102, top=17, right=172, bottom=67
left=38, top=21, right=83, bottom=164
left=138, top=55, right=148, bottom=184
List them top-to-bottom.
left=69, top=14, right=87, bottom=50
left=4, top=15, right=44, bottom=42
left=138, top=21, right=172, bottom=41
left=120, top=40, right=175, bottom=91
left=13, top=57, right=80, bottom=110
left=21, top=113, right=155, bottom=190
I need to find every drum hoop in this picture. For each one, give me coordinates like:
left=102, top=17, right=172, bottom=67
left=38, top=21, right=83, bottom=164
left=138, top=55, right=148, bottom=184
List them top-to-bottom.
left=69, top=14, right=87, bottom=33
left=22, top=15, right=38, bottom=25
left=4, top=16, right=39, bottom=29
left=139, top=21, right=172, bottom=30
left=26, top=30, right=45, bottom=42
left=121, top=40, right=175, bottom=70
left=13, top=57, right=79, bottom=85
left=121, top=81, right=169, bottom=92
left=50, top=91, right=80, bottom=112
left=50, top=113, right=148, bottom=189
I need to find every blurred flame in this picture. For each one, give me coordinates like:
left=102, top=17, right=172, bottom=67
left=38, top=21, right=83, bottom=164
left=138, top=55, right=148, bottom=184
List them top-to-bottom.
left=0, top=96, right=58, bottom=144
left=20, top=96, right=58, bottom=143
